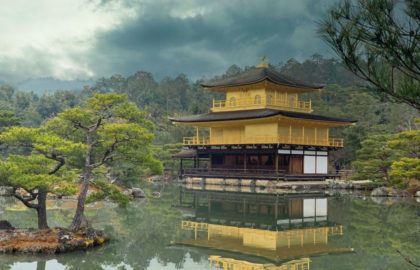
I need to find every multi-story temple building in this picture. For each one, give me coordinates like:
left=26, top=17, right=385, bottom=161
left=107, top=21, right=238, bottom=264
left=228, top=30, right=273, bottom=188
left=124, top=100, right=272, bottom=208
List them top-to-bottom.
left=170, top=62, right=355, bottom=181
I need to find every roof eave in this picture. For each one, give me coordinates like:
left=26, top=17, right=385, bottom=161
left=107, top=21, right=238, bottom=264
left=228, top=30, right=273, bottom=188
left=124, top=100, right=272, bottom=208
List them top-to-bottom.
left=201, top=78, right=323, bottom=91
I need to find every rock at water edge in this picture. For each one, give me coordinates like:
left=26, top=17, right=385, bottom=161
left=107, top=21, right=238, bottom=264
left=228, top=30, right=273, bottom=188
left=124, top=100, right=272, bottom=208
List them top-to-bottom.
left=0, top=186, right=13, bottom=196
left=371, top=187, right=388, bottom=197
left=131, top=188, right=145, bottom=198
left=0, top=220, right=14, bottom=230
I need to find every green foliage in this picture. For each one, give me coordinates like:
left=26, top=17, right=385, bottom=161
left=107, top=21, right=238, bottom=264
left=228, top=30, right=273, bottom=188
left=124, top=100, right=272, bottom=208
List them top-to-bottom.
left=319, top=0, right=420, bottom=110
left=307, top=84, right=419, bottom=165
left=59, top=93, right=161, bottom=177
left=0, top=111, right=20, bottom=129
left=0, top=126, right=83, bottom=198
left=0, top=126, right=85, bottom=159
left=352, top=129, right=420, bottom=185
left=387, top=130, right=420, bottom=158
left=352, top=134, right=395, bottom=182
left=152, top=144, right=183, bottom=175
left=0, top=154, right=77, bottom=196
left=390, top=158, right=420, bottom=182
left=86, top=180, right=132, bottom=207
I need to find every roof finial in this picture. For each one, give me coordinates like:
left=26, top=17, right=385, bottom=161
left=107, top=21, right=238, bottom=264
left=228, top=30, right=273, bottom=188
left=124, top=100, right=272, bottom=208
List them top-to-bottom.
left=256, top=56, right=269, bottom=68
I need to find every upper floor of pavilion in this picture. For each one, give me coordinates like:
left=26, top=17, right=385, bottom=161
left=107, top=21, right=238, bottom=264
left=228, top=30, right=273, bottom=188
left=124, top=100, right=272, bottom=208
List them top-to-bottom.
left=202, top=61, right=322, bottom=113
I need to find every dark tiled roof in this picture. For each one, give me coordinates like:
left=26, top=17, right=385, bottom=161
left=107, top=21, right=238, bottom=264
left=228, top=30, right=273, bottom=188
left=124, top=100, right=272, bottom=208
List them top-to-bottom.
left=201, top=67, right=323, bottom=90
left=170, top=109, right=356, bottom=124
left=172, top=149, right=197, bottom=158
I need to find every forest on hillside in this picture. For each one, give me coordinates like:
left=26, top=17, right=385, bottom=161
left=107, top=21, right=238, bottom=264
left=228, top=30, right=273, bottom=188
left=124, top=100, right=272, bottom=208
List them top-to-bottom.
left=0, top=54, right=418, bottom=185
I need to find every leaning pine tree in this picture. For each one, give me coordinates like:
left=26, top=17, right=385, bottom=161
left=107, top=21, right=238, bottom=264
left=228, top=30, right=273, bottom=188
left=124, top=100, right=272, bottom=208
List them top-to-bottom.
left=44, top=93, right=162, bottom=231
left=0, top=127, right=82, bottom=229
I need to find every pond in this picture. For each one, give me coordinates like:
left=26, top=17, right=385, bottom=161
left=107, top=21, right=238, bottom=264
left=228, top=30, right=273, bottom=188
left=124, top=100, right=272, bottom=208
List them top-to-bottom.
left=0, top=185, right=419, bottom=270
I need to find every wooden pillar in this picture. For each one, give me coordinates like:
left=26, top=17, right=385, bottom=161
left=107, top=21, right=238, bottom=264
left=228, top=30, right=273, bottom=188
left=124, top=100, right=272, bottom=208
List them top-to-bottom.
left=289, top=125, right=292, bottom=143
left=302, top=126, right=305, bottom=144
left=209, top=127, right=212, bottom=144
left=315, top=127, right=318, bottom=145
left=275, top=152, right=279, bottom=173
left=244, top=153, right=247, bottom=172
left=209, top=154, right=212, bottom=169
left=180, top=159, right=184, bottom=176
left=196, top=195, right=200, bottom=208
left=208, top=195, right=211, bottom=215
left=274, top=195, right=278, bottom=221
left=243, top=198, right=246, bottom=217
left=325, top=227, right=328, bottom=244
left=301, top=231, right=304, bottom=247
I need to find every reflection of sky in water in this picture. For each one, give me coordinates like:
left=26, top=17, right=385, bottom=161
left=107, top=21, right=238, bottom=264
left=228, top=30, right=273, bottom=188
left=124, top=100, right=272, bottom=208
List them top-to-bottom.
left=10, top=254, right=210, bottom=270
left=11, top=260, right=64, bottom=270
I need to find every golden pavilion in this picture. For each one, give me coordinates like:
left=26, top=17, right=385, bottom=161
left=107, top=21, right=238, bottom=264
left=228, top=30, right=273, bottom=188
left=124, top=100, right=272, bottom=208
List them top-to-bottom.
left=170, top=61, right=355, bottom=181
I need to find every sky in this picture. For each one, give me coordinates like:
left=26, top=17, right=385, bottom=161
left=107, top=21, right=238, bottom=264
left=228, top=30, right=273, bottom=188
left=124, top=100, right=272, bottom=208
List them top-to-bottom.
left=0, top=0, right=338, bottom=83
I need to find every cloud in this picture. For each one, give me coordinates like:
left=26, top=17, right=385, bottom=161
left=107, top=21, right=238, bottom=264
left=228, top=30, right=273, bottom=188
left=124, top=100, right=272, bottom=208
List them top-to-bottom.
left=0, top=0, right=338, bottom=82
left=0, top=0, right=132, bottom=82
left=89, top=0, right=339, bottom=80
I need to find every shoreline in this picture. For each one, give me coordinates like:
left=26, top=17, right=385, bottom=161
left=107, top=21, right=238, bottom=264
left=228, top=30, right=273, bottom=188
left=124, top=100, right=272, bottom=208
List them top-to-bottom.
left=0, top=227, right=108, bottom=254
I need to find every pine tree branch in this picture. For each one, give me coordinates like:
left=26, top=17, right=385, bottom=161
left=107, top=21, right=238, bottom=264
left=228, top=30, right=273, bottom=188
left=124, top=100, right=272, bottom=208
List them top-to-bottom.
left=396, top=249, right=420, bottom=268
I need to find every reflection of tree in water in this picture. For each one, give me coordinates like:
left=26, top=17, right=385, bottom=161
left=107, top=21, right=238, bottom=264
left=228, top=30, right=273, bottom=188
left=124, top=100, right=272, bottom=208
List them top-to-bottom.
left=55, top=185, right=204, bottom=270
left=0, top=186, right=203, bottom=270
left=313, top=197, right=420, bottom=269
left=36, top=261, right=46, bottom=270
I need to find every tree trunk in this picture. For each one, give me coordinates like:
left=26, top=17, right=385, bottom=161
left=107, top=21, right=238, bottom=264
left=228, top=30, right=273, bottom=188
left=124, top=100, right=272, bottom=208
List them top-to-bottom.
left=70, top=134, right=92, bottom=231
left=70, top=170, right=91, bottom=231
left=37, top=188, right=49, bottom=229
left=36, top=261, right=46, bottom=270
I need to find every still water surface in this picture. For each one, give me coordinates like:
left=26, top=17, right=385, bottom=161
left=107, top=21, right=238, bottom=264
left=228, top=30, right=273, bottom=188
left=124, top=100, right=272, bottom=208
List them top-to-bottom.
left=0, top=185, right=419, bottom=270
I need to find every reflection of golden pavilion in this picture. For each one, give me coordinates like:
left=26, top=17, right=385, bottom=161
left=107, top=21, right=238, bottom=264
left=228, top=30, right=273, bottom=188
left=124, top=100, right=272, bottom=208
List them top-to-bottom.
left=177, top=189, right=353, bottom=263
left=179, top=189, right=333, bottom=228
left=180, top=220, right=346, bottom=262
left=209, top=256, right=310, bottom=270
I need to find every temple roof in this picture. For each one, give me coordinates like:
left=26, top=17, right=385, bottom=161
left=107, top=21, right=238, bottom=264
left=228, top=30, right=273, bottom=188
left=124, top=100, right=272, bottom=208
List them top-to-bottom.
left=201, top=66, right=323, bottom=90
left=170, top=109, right=356, bottom=124
left=172, top=149, right=197, bottom=158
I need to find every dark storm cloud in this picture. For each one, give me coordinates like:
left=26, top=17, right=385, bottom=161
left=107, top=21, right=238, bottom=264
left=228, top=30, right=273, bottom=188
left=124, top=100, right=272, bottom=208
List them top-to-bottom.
left=89, top=0, right=339, bottom=80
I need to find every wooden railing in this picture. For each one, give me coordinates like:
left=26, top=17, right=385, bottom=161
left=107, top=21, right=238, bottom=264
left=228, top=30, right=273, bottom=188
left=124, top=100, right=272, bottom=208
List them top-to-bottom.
left=212, top=96, right=312, bottom=113
left=183, top=135, right=344, bottom=147
left=183, top=136, right=210, bottom=145
left=182, top=220, right=209, bottom=231
left=328, top=225, right=344, bottom=236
